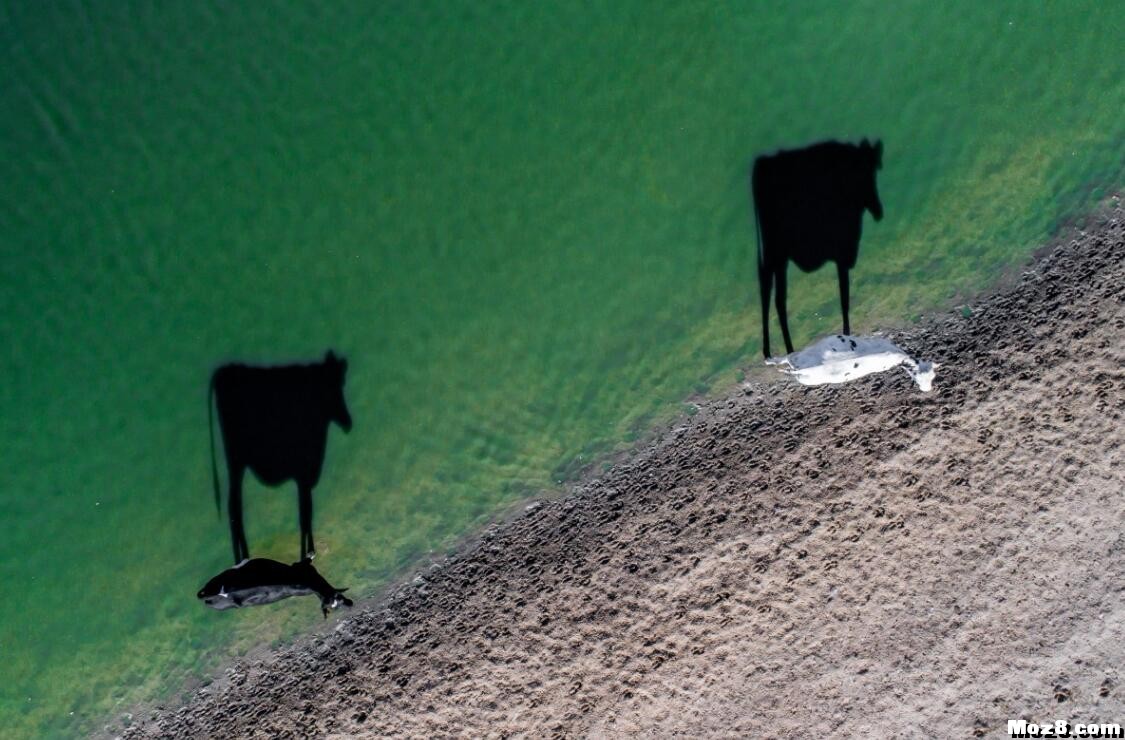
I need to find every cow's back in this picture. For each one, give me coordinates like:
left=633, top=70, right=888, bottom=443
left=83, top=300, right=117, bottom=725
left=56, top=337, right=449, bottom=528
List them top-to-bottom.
left=212, top=363, right=331, bottom=486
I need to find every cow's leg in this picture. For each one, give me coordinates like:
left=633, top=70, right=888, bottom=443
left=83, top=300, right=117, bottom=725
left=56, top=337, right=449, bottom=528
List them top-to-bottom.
left=758, top=263, right=773, bottom=358
left=838, top=263, right=851, bottom=335
left=775, top=265, right=794, bottom=354
left=228, top=463, right=249, bottom=564
left=298, top=482, right=315, bottom=561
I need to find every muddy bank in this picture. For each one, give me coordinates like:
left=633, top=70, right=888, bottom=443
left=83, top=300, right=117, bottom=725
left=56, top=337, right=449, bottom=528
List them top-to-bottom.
left=123, top=202, right=1124, bottom=739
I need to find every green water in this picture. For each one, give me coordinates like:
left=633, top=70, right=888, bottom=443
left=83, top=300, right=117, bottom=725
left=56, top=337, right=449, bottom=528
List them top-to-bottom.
left=1, top=1, right=1123, bottom=736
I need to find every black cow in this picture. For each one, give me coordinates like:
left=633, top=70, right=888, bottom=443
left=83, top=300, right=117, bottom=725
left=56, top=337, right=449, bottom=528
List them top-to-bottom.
left=751, top=139, right=884, bottom=358
left=209, top=350, right=352, bottom=564
left=197, top=557, right=353, bottom=618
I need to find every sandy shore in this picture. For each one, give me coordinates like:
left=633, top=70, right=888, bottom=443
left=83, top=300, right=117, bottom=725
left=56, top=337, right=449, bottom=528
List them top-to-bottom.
left=123, top=201, right=1124, bottom=739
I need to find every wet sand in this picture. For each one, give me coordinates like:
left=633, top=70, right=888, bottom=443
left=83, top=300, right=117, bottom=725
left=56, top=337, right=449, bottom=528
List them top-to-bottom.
left=123, top=201, right=1124, bottom=739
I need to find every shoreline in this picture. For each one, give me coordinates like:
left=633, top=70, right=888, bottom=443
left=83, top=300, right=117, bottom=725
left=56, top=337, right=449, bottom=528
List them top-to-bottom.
left=122, top=200, right=1123, bottom=738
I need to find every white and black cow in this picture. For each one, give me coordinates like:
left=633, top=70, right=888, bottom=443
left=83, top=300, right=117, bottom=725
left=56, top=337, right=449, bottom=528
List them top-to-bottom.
left=752, top=139, right=884, bottom=358
left=765, top=334, right=938, bottom=391
left=209, top=350, right=352, bottom=564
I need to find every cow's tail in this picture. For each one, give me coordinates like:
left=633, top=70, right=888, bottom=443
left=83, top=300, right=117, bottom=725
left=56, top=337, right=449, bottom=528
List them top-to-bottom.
left=209, top=374, right=221, bottom=518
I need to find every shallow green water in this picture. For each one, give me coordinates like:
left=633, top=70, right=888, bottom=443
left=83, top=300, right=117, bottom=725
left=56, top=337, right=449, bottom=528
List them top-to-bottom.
left=1, top=2, right=1123, bottom=736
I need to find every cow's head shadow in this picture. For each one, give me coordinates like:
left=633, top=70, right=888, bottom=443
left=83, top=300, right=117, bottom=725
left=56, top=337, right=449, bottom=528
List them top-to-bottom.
left=751, top=138, right=884, bottom=358
left=322, top=350, right=353, bottom=433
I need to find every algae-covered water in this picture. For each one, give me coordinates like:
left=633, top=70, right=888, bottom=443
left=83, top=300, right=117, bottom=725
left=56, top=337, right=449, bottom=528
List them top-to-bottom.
left=1, top=2, right=1123, bottom=736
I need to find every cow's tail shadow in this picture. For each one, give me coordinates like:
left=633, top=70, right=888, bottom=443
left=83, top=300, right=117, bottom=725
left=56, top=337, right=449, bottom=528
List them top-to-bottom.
left=208, top=374, right=221, bottom=518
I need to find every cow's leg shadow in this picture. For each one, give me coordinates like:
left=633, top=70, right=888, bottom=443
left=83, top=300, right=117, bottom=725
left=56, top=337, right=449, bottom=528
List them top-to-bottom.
left=759, top=263, right=773, bottom=358
left=838, top=263, right=851, bottom=336
left=774, top=265, right=794, bottom=354
left=228, top=463, right=250, bottom=564
left=298, top=482, right=315, bottom=561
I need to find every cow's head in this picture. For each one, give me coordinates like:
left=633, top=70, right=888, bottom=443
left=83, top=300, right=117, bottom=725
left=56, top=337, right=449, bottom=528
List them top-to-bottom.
left=859, top=138, right=884, bottom=222
left=322, top=350, right=353, bottom=433
left=904, top=358, right=939, bottom=392
left=292, top=557, right=354, bottom=618
left=197, top=577, right=238, bottom=610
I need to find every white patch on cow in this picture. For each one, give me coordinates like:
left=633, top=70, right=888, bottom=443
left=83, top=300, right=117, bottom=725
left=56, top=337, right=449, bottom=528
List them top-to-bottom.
left=765, top=334, right=938, bottom=392
left=203, top=588, right=235, bottom=610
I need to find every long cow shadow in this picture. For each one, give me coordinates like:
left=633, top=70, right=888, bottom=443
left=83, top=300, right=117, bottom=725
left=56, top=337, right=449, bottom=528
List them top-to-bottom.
left=751, top=138, right=884, bottom=358
left=209, top=350, right=353, bottom=565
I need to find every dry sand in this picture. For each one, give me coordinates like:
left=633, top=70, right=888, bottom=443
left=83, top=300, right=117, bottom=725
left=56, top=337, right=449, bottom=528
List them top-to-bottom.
left=123, top=202, right=1124, bottom=739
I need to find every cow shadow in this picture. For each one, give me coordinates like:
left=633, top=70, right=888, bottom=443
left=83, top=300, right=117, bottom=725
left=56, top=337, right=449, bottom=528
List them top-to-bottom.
left=751, top=139, right=884, bottom=358
left=209, top=350, right=352, bottom=564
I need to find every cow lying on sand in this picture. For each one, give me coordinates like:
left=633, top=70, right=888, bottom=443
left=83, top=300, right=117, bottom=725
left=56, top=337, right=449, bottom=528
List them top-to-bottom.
left=752, top=139, right=884, bottom=358
left=766, top=334, right=937, bottom=391
left=210, top=350, right=352, bottom=564
left=197, top=558, right=353, bottom=618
